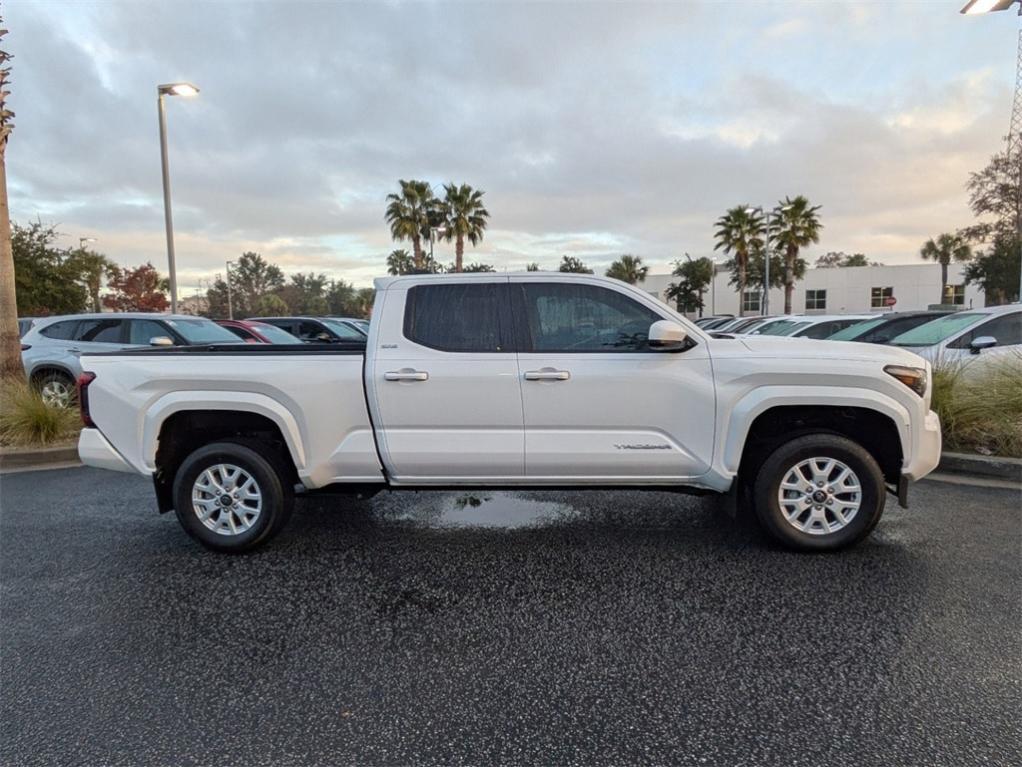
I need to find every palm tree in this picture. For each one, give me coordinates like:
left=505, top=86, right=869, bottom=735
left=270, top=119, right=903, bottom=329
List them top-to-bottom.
left=0, top=17, right=19, bottom=381
left=385, top=180, right=435, bottom=271
left=441, top=183, right=490, bottom=272
left=771, top=196, right=822, bottom=314
left=714, top=206, right=763, bottom=316
left=920, top=232, right=972, bottom=304
left=386, top=249, right=414, bottom=276
left=558, top=255, right=593, bottom=274
left=605, top=255, right=648, bottom=285
left=666, top=255, right=714, bottom=315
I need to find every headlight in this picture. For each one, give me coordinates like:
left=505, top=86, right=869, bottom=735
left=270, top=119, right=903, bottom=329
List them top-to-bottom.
left=884, top=364, right=927, bottom=397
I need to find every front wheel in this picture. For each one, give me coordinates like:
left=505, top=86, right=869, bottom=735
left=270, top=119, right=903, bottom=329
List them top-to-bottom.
left=752, top=434, right=887, bottom=552
left=172, top=442, right=293, bottom=552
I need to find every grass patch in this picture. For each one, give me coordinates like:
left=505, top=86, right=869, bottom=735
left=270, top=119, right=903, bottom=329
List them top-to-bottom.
left=931, top=352, right=1022, bottom=458
left=0, top=379, right=81, bottom=448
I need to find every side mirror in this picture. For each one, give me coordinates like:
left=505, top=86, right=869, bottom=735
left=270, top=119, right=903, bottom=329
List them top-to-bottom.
left=648, top=320, right=688, bottom=351
left=316, top=332, right=333, bottom=343
left=970, top=335, right=997, bottom=354
left=149, top=336, right=174, bottom=347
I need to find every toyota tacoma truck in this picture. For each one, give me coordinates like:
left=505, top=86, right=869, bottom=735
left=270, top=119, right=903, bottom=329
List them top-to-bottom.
left=76, top=273, right=942, bottom=552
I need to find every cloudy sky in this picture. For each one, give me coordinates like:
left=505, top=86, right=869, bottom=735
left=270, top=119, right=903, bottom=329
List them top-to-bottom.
left=7, top=1, right=1017, bottom=290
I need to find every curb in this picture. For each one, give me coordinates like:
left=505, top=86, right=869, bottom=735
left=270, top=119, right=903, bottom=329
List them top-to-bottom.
left=0, top=444, right=80, bottom=471
left=937, top=451, right=1022, bottom=483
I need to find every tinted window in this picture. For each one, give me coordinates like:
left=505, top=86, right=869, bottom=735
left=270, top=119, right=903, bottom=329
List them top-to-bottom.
left=404, top=283, right=508, bottom=352
left=520, top=283, right=662, bottom=352
left=948, top=312, right=1022, bottom=349
left=828, top=316, right=885, bottom=341
left=76, top=319, right=124, bottom=343
left=128, top=319, right=171, bottom=345
left=40, top=320, right=78, bottom=340
left=296, top=321, right=330, bottom=341
left=223, top=325, right=255, bottom=341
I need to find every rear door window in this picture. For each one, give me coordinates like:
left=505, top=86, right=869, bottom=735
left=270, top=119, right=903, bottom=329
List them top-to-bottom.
left=403, top=283, right=510, bottom=352
left=76, top=319, right=125, bottom=343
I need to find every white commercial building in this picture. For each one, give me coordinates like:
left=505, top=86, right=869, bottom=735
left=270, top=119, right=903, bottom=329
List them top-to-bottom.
left=642, top=262, right=985, bottom=317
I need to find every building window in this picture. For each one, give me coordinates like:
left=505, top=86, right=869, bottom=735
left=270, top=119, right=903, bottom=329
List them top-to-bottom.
left=945, top=284, right=966, bottom=306
left=870, top=286, right=893, bottom=309
left=805, top=289, right=827, bottom=311
left=742, top=290, right=761, bottom=314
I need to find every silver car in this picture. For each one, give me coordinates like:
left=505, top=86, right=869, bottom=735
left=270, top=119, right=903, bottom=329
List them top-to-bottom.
left=21, top=313, right=242, bottom=406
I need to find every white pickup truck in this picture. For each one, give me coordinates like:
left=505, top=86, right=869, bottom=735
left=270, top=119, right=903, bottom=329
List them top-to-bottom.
left=77, top=273, right=942, bottom=552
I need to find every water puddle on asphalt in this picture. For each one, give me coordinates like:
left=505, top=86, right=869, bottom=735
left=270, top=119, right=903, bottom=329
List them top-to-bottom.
left=393, top=492, right=577, bottom=530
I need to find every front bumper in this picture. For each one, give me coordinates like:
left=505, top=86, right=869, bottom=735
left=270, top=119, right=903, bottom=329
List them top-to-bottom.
left=903, top=409, right=942, bottom=482
left=78, top=428, right=135, bottom=474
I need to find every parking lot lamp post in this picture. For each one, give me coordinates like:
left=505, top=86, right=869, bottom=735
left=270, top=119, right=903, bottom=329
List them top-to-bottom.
left=960, top=0, right=1022, bottom=300
left=157, top=82, right=199, bottom=314
left=225, top=260, right=235, bottom=320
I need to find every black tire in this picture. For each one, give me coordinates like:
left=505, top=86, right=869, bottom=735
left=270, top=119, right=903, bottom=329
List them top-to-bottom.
left=34, top=370, right=76, bottom=408
left=752, top=433, right=886, bottom=552
left=172, top=441, right=293, bottom=553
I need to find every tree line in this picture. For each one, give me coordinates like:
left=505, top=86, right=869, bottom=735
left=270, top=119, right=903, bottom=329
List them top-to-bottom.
left=12, top=221, right=170, bottom=315
left=201, top=251, right=374, bottom=319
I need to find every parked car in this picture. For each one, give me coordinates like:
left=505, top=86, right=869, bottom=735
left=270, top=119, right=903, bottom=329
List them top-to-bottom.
left=77, top=273, right=940, bottom=554
left=890, top=304, right=1022, bottom=365
left=826, top=311, right=953, bottom=344
left=21, top=314, right=243, bottom=407
left=759, top=314, right=875, bottom=340
left=694, top=315, right=733, bottom=329
left=251, top=316, right=368, bottom=343
left=714, top=316, right=780, bottom=335
left=747, top=316, right=800, bottom=336
left=327, top=317, right=370, bottom=336
left=216, top=319, right=302, bottom=344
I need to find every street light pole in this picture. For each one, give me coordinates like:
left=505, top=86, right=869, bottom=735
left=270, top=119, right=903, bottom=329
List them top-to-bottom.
left=156, top=82, right=199, bottom=315
left=225, top=260, right=235, bottom=320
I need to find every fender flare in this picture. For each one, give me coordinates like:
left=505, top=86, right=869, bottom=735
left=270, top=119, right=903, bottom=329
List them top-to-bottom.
left=720, top=385, right=912, bottom=475
left=141, top=391, right=307, bottom=473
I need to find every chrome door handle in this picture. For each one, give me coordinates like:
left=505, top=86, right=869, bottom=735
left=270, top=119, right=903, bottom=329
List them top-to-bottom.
left=68, top=347, right=82, bottom=354
left=524, top=369, right=570, bottom=381
left=385, top=370, right=429, bottom=382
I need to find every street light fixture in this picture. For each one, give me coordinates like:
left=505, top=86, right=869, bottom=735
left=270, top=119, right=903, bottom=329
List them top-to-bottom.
left=959, top=0, right=1016, bottom=14
left=156, top=81, right=200, bottom=314
left=745, top=204, right=793, bottom=316
left=78, top=237, right=97, bottom=249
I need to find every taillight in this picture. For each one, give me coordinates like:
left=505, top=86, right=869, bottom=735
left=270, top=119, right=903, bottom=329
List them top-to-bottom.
left=77, top=372, right=96, bottom=428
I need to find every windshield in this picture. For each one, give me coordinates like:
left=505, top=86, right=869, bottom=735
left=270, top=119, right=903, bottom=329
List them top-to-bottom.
left=891, top=313, right=983, bottom=347
left=828, top=316, right=886, bottom=341
left=165, top=318, right=243, bottom=344
left=321, top=319, right=367, bottom=340
left=754, top=319, right=798, bottom=336
left=777, top=321, right=812, bottom=336
left=249, top=322, right=300, bottom=344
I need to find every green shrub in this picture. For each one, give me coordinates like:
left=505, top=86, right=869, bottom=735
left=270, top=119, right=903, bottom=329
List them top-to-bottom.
left=931, top=353, right=1022, bottom=457
left=0, top=379, right=81, bottom=447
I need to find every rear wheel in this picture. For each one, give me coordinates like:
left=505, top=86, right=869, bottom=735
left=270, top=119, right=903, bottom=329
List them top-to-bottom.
left=35, top=371, right=76, bottom=408
left=752, top=434, right=886, bottom=551
left=172, top=441, right=293, bottom=552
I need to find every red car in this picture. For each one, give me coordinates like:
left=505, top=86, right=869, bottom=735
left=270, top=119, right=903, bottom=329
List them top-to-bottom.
left=215, top=319, right=302, bottom=344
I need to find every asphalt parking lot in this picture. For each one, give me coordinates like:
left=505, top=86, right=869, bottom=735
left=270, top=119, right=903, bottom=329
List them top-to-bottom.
left=1, top=467, right=1019, bottom=767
